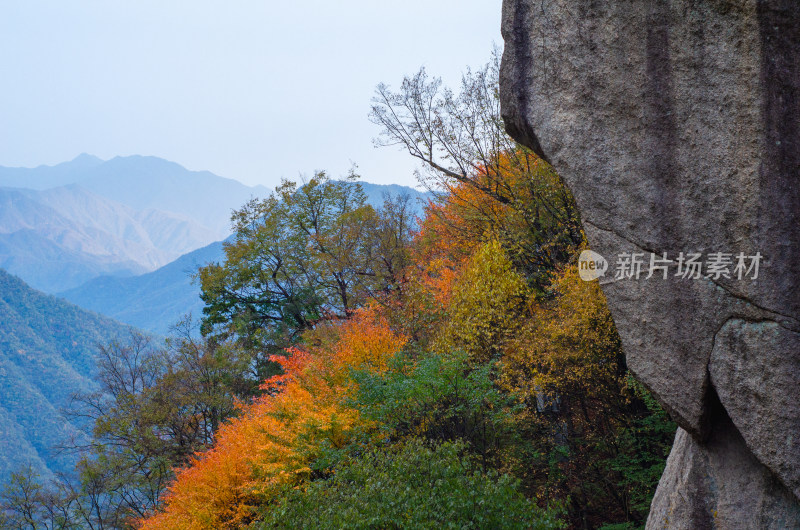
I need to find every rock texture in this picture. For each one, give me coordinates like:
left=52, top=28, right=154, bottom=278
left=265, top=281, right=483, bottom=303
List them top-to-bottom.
left=499, top=0, right=800, bottom=526
left=649, top=413, right=800, bottom=529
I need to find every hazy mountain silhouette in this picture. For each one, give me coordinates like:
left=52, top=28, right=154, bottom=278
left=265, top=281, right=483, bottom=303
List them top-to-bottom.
left=0, top=153, right=104, bottom=190
left=0, top=154, right=270, bottom=240
left=0, top=155, right=272, bottom=292
left=0, top=185, right=218, bottom=292
left=60, top=239, right=226, bottom=335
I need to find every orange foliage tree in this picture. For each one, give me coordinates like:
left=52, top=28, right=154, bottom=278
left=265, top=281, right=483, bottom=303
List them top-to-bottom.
left=138, top=307, right=407, bottom=529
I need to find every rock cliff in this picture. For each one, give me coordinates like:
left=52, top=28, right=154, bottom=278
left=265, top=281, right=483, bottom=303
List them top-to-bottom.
left=499, top=0, right=800, bottom=526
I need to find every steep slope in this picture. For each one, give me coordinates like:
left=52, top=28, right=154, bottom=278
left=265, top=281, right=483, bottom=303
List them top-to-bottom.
left=60, top=239, right=226, bottom=335
left=0, top=269, right=133, bottom=482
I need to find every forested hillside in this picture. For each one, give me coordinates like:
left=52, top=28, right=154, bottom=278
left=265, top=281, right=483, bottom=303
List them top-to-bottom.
left=0, top=58, right=676, bottom=529
left=0, top=269, right=132, bottom=482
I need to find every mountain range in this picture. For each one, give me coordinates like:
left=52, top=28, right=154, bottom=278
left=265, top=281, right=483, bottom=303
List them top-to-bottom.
left=0, top=154, right=270, bottom=238
left=0, top=155, right=270, bottom=293
left=0, top=185, right=219, bottom=292
left=59, top=239, right=226, bottom=335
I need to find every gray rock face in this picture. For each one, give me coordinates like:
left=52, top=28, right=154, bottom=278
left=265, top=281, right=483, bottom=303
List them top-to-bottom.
left=499, top=0, right=800, bottom=524
left=709, top=320, right=800, bottom=500
left=648, top=414, right=800, bottom=529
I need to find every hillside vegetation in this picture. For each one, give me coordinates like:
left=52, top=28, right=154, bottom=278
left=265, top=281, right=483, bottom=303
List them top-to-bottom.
left=0, top=59, right=675, bottom=529
left=0, top=269, right=132, bottom=482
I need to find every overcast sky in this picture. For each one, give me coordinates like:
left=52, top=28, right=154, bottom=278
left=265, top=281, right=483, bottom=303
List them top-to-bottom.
left=0, top=1, right=502, bottom=188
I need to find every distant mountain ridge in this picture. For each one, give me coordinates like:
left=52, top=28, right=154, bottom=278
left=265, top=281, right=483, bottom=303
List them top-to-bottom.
left=0, top=153, right=105, bottom=190
left=0, top=154, right=271, bottom=240
left=0, top=155, right=272, bottom=293
left=60, top=155, right=270, bottom=239
left=357, top=181, right=431, bottom=213
left=0, top=185, right=218, bottom=292
left=60, top=239, right=227, bottom=335
left=0, top=268, right=133, bottom=482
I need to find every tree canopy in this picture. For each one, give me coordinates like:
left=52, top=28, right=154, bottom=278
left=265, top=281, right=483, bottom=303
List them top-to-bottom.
left=198, top=172, right=414, bottom=358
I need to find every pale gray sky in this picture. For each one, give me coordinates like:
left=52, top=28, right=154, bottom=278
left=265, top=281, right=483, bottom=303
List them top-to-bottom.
left=0, top=1, right=502, bottom=188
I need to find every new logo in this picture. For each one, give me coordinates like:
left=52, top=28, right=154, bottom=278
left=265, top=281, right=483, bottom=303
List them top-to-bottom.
left=578, top=250, right=608, bottom=281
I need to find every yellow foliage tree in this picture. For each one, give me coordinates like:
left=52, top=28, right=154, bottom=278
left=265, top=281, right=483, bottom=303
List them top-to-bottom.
left=435, top=239, right=530, bottom=362
left=498, top=264, right=624, bottom=410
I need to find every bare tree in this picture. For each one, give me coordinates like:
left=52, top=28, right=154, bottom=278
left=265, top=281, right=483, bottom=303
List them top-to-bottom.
left=370, top=52, right=583, bottom=281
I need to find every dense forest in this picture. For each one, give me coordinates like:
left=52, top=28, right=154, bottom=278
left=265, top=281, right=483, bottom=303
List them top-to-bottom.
left=0, top=57, right=675, bottom=529
left=0, top=269, right=134, bottom=482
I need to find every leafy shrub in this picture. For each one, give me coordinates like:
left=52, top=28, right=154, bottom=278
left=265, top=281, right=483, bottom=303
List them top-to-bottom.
left=347, top=350, right=518, bottom=468
left=256, top=439, right=564, bottom=529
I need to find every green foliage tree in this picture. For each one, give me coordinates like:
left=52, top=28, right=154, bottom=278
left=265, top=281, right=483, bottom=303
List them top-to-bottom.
left=198, top=173, right=413, bottom=359
left=348, top=350, right=518, bottom=470
left=605, top=377, right=678, bottom=523
left=257, top=439, right=564, bottom=530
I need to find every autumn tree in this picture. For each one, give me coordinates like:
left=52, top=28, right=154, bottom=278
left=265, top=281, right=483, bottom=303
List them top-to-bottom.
left=370, top=53, right=583, bottom=285
left=435, top=239, right=530, bottom=362
left=498, top=266, right=675, bottom=526
left=138, top=307, right=408, bottom=529
left=62, top=328, right=253, bottom=526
